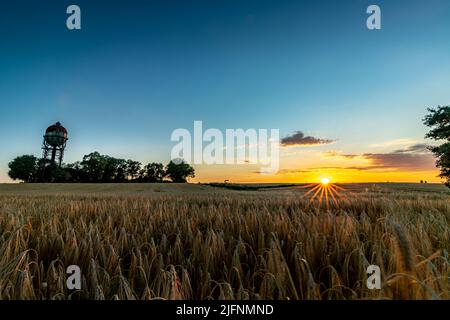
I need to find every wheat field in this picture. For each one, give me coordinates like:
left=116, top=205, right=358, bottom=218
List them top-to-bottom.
left=0, top=183, right=448, bottom=300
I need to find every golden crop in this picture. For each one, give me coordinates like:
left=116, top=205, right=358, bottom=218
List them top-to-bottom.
left=0, top=183, right=448, bottom=300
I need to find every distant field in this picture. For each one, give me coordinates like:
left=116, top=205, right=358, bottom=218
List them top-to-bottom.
left=1, top=182, right=449, bottom=195
left=0, top=183, right=449, bottom=299
left=0, top=183, right=216, bottom=195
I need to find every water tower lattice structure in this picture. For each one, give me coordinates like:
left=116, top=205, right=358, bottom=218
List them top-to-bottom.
left=42, top=122, right=68, bottom=167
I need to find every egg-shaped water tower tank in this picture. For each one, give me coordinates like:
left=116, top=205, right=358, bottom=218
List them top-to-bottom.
left=42, top=122, right=68, bottom=166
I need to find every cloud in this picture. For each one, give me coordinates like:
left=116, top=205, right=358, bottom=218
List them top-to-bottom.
left=281, top=131, right=334, bottom=147
left=369, top=139, right=419, bottom=148
left=280, top=143, right=437, bottom=175
left=357, top=143, right=435, bottom=171
left=393, top=143, right=429, bottom=154
left=320, top=144, right=436, bottom=171
left=322, top=151, right=358, bottom=159
left=361, top=152, right=436, bottom=171
left=277, top=169, right=312, bottom=175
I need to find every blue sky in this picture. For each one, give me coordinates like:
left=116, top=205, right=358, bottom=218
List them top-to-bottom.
left=1, top=0, right=450, bottom=182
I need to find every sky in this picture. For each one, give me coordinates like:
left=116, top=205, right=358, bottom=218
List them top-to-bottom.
left=1, top=0, right=450, bottom=183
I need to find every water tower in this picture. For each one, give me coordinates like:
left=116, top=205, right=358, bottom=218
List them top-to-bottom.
left=42, top=122, right=68, bottom=166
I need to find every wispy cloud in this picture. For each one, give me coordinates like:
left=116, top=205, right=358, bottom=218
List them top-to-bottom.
left=281, top=131, right=334, bottom=147
left=369, top=138, right=419, bottom=148
left=392, top=143, right=429, bottom=154
left=321, top=151, right=359, bottom=159
left=277, top=169, right=312, bottom=175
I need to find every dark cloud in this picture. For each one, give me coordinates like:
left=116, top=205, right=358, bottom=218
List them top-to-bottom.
left=281, top=131, right=334, bottom=147
left=393, top=143, right=429, bottom=154
left=322, top=144, right=436, bottom=171
left=352, top=144, right=434, bottom=171
left=361, top=152, right=436, bottom=171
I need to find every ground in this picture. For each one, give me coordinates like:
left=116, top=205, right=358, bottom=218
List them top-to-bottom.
left=0, top=183, right=449, bottom=299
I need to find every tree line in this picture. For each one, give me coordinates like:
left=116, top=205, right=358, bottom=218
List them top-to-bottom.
left=8, top=152, right=195, bottom=183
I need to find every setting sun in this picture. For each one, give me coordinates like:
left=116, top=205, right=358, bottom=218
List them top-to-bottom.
left=321, top=178, right=330, bottom=185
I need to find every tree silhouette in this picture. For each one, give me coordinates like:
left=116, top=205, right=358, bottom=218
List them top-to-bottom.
left=424, top=106, right=450, bottom=187
left=8, top=152, right=196, bottom=183
left=80, top=152, right=105, bottom=182
left=8, top=155, right=39, bottom=182
left=126, top=160, right=142, bottom=181
left=165, top=160, right=195, bottom=183
left=66, top=161, right=85, bottom=182
left=140, top=162, right=165, bottom=182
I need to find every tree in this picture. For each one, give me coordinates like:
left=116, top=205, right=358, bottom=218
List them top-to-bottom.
left=423, top=106, right=450, bottom=187
left=80, top=152, right=106, bottom=182
left=8, top=155, right=39, bottom=182
left=102, top=156, right=122, bottom=182
left=115, top=159, right=128, bottom=182
left=126, top=160, right=142, bottom=181
left=165, top=160, right=195, bottom=183
left=40, top=161, right=71, bottom=183
left=66, top=161, right=85, bottom=182
left=140, top=162, right=165, bottom=182
left=52, top=166, right=72, bottom=182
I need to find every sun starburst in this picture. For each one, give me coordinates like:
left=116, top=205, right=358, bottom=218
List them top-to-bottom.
left=300, top=178, right=347, bottom=209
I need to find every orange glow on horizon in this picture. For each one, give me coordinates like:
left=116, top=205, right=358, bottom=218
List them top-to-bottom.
left=191, top=165, right=442, bottom=184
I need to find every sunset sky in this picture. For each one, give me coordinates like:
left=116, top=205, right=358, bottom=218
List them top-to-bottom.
left=1, top=0, right=450, bottom=184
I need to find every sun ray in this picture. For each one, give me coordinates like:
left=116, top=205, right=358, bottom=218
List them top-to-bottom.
left=303, top=178, right=346, bottom=209
left=298, top=183, right=319, bottom=190
left=304, top=184, right=321, bottom=197
left=306, top=184, right=323, bottom=208
left=318, top=186, right=325, bottom=207
left=324, top=186, right=330, bottom=209
left=328, top=186, right=339, bottom=205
